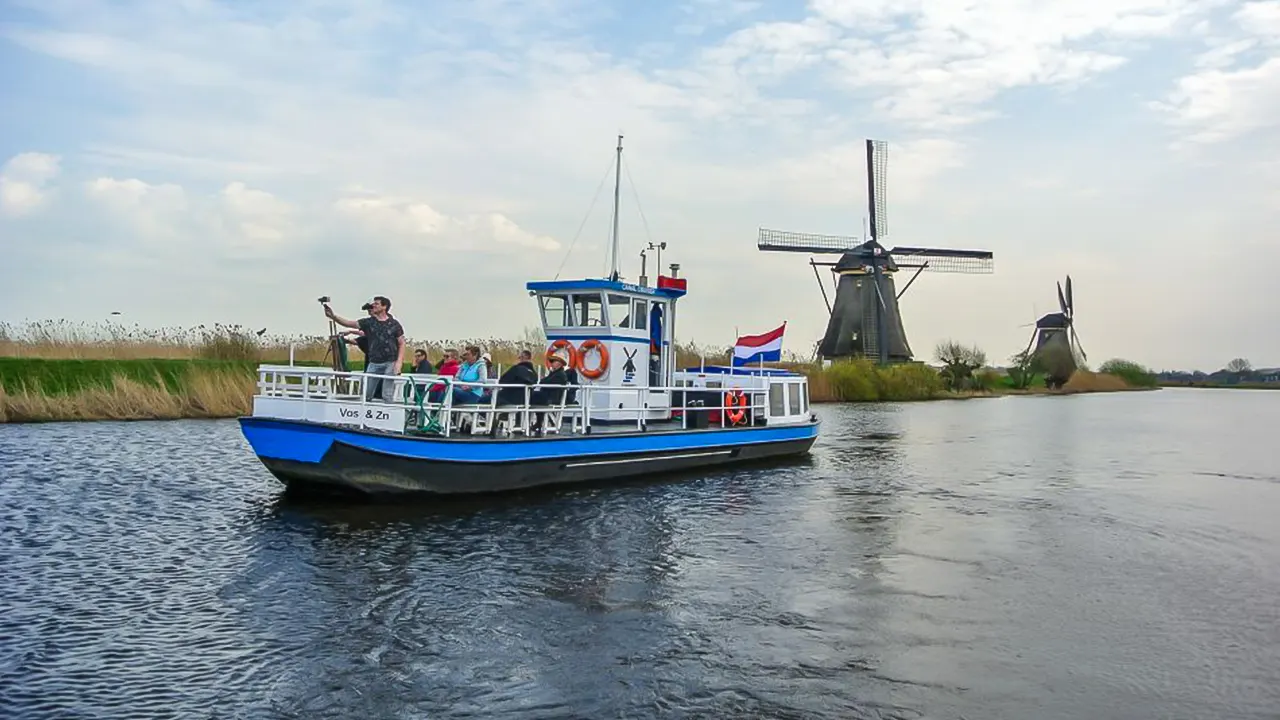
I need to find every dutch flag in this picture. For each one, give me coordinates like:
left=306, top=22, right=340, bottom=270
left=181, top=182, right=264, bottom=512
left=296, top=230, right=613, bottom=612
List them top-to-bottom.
left=732, top=322, right=786, bottom=366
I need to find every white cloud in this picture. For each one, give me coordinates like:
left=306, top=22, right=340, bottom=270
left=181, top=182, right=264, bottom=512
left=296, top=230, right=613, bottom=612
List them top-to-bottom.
left=2, top=0, right=1279, bottom=368
left=691, top=0, right=1220, bottom=130
left=1156, top=1, right=1280, bottom=145
left=0, top=153, right=61, bottom=216
left=220, top=181, right=295, bottom=244
left=334, top=192, right=560, bottom=253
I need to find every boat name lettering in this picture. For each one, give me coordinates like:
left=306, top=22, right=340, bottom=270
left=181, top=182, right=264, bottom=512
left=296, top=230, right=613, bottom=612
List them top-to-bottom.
left=338, top=407, right=391, bottom=421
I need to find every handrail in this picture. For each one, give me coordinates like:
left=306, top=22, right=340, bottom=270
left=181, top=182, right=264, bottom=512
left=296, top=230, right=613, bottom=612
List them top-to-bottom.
left=252, top=366, right=806, bottom=435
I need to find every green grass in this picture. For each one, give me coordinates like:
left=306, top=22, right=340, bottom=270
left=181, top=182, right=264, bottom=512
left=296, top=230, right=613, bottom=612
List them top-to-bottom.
left=0, top=358, right=259, bottom=396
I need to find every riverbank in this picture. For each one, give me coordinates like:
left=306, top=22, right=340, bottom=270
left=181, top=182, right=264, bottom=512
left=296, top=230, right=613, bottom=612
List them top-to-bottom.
left=0, top=357, right=1150, bottom=423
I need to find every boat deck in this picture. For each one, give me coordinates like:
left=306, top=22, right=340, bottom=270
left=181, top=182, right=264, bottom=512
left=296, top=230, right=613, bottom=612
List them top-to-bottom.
left=398, top=413, right=773, bottom=441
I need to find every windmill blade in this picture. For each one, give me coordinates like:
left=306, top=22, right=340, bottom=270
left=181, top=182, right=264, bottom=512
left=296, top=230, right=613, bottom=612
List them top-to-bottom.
left=867, top=139, right=889, bottom=241
left=758, top=227, right=863, bottom=254
left=890, top=246, right=994, bottom=274
left=872, top=273, right=888, bottom=309
left=1065, top=275, right=1074, bottom=317
left=1057, top=281, right=1068, bottom=315
left=1071, top=325, right=1087, bottom=362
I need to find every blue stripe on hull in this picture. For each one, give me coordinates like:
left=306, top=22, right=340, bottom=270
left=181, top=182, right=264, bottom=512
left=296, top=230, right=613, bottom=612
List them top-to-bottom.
left=239, top=417, right=819, bottom=465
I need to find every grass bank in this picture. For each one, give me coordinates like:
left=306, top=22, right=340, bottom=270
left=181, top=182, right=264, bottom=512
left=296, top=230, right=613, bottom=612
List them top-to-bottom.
left=1, top=318, right=1158, bottom=422
left=0, top=357, right=1157, bottom=423
left=0, top=358, right=259, bottom=423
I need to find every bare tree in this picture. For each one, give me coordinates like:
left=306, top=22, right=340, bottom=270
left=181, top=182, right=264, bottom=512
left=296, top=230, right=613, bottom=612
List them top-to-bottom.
left=935, top=340, right=987, bottom=390
left=1226, top=357, right=1252, bottom=374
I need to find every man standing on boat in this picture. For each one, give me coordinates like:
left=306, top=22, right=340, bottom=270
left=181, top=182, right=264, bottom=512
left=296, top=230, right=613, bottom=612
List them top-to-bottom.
left=324, top=296, right=405, bottom=402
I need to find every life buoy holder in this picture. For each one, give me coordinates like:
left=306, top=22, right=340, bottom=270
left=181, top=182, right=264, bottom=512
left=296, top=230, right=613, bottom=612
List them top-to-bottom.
left=546, top=339, right=579, bottom=370
left=577, top=339, right=609, bottom=380
left=724, top=389, right=747, bottom=425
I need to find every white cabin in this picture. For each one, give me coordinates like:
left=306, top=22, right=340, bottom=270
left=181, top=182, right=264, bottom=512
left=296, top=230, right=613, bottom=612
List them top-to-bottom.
left=528, top=274, right=687, bottom=423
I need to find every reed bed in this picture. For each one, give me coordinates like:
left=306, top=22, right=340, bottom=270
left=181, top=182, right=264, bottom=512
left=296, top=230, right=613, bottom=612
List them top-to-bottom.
left=0, top=320, right=740, bottom=369
left=0, top=321, right=1155, bottom=422
left=0, top=359, right=256, bottom=423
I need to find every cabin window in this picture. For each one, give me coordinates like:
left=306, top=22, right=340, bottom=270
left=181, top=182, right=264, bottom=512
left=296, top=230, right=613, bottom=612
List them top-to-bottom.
left=569, top=293, right=605, bottom=327
left=608, top=294, right=632, bottom=328
left=540, top=295, right=573, bottom=328
left=633, top=300, right=647, bottom=330
left=769, top=383, right=785, bottom=416
left=788, top=383, right=801, bottom=416
left=801, top=383, right=809, bottom=413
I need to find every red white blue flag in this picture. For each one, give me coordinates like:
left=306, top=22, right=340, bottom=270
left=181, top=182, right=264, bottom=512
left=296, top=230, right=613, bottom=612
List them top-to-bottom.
left=732, top=322, right=785, bottom=366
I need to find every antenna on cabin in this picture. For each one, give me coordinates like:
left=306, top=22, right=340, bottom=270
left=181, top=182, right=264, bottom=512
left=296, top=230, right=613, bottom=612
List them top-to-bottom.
left=608, top=134, right=623, bottom=282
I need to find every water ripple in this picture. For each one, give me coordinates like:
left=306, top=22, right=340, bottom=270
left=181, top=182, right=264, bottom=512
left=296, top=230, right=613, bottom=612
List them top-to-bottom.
left=2, top=390, right=1280, bottom=718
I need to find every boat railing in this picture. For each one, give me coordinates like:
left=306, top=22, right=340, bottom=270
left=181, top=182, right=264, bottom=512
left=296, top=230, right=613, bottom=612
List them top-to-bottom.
left=253, top=365, right=790, bottom=437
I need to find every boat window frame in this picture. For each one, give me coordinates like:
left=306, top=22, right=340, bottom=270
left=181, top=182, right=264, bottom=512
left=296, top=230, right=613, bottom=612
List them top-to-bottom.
left=567, top=292, right=606, bottom=328
left=539, top=293, right=575, bottom=329
left=607, top=293, right=633, bottom=329
left=633, top=299, right=648, bottom=331
left=769, top=382, right=785, bottom=416
left=788, top=382, right=801, bottom=416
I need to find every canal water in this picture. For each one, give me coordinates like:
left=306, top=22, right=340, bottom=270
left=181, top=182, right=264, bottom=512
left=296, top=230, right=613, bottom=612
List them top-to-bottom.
left=2, top=389, right=1278, bottom=719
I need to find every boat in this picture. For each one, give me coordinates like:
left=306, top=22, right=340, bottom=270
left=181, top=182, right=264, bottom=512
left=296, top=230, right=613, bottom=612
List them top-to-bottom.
left=237, top=137, right=820, bottom=497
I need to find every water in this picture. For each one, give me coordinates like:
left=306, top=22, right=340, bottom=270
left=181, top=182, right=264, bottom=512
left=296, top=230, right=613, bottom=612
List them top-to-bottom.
left=2, top=388, right=1278, bottom=719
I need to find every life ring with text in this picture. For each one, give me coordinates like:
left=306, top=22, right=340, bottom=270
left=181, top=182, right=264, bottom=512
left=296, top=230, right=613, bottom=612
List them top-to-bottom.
left=546, top=339, right=579, bottom=370
left=577, top=339, right=610, bottom=380
left=724, top=390, right=747, bottom=425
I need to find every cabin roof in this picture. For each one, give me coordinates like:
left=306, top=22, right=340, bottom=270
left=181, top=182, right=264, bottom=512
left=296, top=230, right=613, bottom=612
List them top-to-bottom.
left=526, top=278, right=686, bottom=298
left=680, top=365, right=802, bottom=377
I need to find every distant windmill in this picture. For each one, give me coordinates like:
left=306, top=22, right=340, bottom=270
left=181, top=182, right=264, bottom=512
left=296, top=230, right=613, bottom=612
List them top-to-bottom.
left=758, top=139, right=995, bottom=364
left=1019, top=275, right=1087, bottom=389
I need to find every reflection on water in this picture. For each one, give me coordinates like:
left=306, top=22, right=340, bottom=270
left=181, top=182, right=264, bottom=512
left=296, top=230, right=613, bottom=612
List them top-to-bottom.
left=2, top=389, right=1279, bottom=719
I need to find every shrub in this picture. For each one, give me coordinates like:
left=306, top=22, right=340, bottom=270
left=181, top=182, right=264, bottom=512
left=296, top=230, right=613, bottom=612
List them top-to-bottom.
left=798, top=358, right=943, bottom=402
left=1098, top=358, right=1157, bottom=387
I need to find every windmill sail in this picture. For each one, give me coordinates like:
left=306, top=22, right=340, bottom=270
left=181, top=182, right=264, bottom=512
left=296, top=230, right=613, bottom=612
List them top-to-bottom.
left=756, top=138, right=994, bottom=364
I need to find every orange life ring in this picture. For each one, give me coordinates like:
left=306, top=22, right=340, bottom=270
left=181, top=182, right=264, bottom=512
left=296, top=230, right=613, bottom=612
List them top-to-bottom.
left=546, top=339, right=579, bottom=370
left=577, top=339, right=609, bottom=380
left=724, top=390, right=747, bottom=425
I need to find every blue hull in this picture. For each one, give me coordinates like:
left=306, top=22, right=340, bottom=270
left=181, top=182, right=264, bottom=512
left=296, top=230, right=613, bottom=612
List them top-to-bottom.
left=238, top=417, right=820, bottom=497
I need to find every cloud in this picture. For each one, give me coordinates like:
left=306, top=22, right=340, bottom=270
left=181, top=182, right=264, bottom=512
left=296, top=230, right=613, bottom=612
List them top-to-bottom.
left=2, top=0, right=1279, bottom=369
left=691, top=0, right=1220, bottom=130
left=1155, top=1, right=1280, bottom=145
left=0, top=153, right=61, bottom=217
left=220, top=181, right=295, bottom=244
left=334, top=192, right=560, bottom=253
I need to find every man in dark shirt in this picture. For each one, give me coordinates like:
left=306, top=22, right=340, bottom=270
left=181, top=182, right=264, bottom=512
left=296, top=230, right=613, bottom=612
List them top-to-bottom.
left=325, top=295, right=405, bottom=402
left=495, top=349, right=538, bottom=405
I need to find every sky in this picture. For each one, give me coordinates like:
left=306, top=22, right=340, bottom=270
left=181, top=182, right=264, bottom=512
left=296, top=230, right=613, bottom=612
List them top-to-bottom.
left=1, top=0, right=1278, bottom=372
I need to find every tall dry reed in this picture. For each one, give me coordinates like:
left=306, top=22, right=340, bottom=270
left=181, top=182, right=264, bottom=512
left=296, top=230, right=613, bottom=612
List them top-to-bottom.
left=0, top=368, right=255, bottom=423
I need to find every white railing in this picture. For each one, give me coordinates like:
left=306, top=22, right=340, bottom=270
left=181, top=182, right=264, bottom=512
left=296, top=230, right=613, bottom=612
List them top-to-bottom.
left=252, top=365, right=800, bottom=437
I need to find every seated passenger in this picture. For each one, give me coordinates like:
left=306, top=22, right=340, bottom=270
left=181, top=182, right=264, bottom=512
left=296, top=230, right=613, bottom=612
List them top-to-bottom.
left=450, top=345, right=489, bottom=405
left=412, top=348, right=434, bottom=374
left=426, top=349, right=461, bottom=403
left=436, top=349, right=461, bottom=377
left=495, top=349, right=538, bottom=405
left=531, top=354, right=571, bottom=406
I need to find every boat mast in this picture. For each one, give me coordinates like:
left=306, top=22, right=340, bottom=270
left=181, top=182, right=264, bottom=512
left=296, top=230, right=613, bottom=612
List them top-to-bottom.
left=609, top=134, right=623, bottom=281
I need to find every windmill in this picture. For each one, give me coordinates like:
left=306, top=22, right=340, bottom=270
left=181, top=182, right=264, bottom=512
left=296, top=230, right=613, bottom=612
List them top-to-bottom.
left=758, top=139, right=995, bottom=364
left=1019, top=275, right=1086, bottom=389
